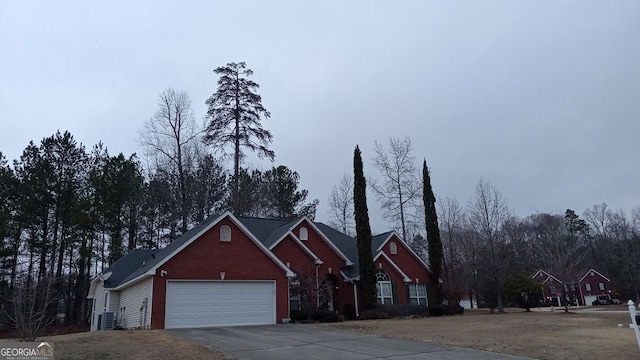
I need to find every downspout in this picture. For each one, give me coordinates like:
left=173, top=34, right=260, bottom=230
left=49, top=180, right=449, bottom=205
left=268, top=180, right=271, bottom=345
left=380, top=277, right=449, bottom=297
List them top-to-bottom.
left=315, top=263, right=320, bottom=308
left=352, top=280, right=359, bottom=318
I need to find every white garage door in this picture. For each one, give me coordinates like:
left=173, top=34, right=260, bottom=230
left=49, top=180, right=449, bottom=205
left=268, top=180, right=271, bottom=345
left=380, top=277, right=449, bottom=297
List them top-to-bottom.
left=165, top=280, right=275, bottom=329
left=584, top=295, right=597, bottom=306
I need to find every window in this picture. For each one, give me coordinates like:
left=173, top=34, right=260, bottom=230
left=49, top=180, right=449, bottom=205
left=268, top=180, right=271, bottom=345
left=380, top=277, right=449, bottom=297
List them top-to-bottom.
left=220, top=225, right=231, bottom=241
left=299, top=227, right=308, bottom=240
left=389, top=241, right=397, bottom=255
left=375, top=270, right=393, bottom=304
left=590, top=271, right=594, bottom=277
left=598, top=282, right=605, bottom=290
left=585, top=283, right=592, bottom=291
left=409, top=284, right=428, bottom=306
left=570, top=284, right=575, bottom=291
left=104, top=292, right=108, bottom=308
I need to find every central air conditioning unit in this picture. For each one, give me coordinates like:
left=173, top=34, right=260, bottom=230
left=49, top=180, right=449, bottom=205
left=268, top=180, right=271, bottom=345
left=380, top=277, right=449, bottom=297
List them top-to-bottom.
left=101, top=311, right=116, bottom=330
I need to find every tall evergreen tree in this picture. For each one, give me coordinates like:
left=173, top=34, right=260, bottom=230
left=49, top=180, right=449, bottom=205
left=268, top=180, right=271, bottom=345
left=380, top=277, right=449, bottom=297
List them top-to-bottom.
left=204, top=62, right=274, bottom=213
left=353, top=146, right=377, bottom=311
left=423, top=159, right=443, bottom=304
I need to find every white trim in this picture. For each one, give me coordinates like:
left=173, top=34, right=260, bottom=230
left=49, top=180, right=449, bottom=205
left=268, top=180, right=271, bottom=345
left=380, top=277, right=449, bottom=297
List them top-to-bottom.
left=140, top=212, right=294, bottom=280
left=269, top=218, right=353, bottom=265
left=270, top=230, right=322, bottom=264
left=375, top=232, right=432, bottom=273
left=373, top=252, right=411, bottom=283
left=578, top=268, right=610, bottom=283
left=532, top=270, right=562, bottom=285
left=113, top=274, right=153, bottom=291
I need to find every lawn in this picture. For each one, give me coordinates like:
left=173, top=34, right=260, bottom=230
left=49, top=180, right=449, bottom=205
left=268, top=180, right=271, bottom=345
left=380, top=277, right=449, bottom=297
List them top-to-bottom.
left=37, top=307, right=639, bottom=360
left=318, top=307, right=639, bottom=360
left=46, top=329, right=229, bottom=360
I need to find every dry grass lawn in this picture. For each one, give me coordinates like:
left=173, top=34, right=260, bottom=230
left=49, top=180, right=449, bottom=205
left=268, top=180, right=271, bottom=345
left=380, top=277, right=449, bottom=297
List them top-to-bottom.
left=33, top=307, right=639, bottom=360
left=319, top=307, right=639, bottom=360
left=45, top=329, right=229, bottom=360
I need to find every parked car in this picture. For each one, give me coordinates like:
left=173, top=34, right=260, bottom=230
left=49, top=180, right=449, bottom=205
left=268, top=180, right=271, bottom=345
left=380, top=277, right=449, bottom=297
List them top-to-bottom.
left=609, top=298, right=623, bottom=305
left=592, top=299, right=608, bottom=306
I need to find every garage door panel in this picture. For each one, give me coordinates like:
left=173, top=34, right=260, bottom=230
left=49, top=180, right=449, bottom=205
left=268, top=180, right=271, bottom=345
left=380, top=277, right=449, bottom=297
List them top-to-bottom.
left=165, top=281, right=275, bottom=328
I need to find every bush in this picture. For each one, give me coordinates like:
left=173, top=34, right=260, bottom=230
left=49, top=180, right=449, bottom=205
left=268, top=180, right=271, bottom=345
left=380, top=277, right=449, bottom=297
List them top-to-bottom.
left=377, top=304, right=429, bottom=317
left=428, top=304, right=464, bottom=316
left=428, top=304, right=445, bottom=316
left=291, top=309, right=341, bottom=323
left=360, top=309, right=392, bottom=320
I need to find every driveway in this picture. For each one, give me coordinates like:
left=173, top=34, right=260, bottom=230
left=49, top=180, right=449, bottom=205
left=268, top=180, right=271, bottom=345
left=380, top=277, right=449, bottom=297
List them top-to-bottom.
left=166, top=324, right=535, bottom=360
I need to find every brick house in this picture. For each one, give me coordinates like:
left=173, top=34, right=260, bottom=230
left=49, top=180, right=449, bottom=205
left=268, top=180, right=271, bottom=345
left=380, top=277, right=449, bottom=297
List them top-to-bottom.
left=87, top=212, right=434, bottom=330
left=532, top=268, right=613, bottom=306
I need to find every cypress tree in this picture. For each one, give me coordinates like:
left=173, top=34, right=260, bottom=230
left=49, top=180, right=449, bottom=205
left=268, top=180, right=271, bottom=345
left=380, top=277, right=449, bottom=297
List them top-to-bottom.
left=353, top=146, right=377, bottom=311
left=423, top=159, right=443, bottom=304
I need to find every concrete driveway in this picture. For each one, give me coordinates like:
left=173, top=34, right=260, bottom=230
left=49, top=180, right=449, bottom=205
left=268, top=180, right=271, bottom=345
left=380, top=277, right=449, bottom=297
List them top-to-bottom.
left=166, top=324, right=535, bottom=360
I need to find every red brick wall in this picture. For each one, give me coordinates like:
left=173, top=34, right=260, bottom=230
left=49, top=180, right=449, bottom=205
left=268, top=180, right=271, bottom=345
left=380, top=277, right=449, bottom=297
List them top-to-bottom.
left=150, top=217, right=289, bottom=329
left=290, top=222, right=355, bottom=316
left=272, top=235, right=314, bottom=271
left=381, top=235, right=433, bottom=285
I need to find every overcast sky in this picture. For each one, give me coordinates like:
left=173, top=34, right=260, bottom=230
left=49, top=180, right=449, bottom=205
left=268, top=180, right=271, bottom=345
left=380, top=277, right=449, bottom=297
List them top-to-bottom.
left=2, top=1, right=639, bottom=234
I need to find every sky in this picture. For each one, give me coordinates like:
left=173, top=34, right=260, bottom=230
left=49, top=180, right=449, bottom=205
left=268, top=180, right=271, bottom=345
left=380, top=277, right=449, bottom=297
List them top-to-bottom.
left=2, top=1, right=639, bottom=234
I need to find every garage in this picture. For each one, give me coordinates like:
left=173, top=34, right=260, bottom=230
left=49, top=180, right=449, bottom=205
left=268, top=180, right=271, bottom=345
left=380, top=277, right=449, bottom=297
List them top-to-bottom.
left=165, top=280, right=276, bottom=328
left=584, top=295, right=597, bottom=306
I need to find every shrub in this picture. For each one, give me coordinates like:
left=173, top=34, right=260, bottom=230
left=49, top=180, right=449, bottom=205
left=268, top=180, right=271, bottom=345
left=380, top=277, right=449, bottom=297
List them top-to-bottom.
left=427, top=303, right=463, bottom=316
left=377, top=304, right=429, bottom=317
left=291, top=309, right=341, bottom=323
left=360, top=309, right=392, bottom=320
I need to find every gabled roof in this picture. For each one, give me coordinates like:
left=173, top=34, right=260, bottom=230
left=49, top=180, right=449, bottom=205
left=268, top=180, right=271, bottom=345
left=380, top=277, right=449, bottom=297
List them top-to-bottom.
left=97, top=212, right=295, bottom=290
left=111, top=212, right=227, bottom=289
left=236, top=216, right=297, bottom=248
left=238, top=217, right=353, bottom=265
left=374, top=231, right=433, bottom=274
left=102, top=249, right=157, bottom=288
left=373, top=252, right=411, bottom=283
left=579, top=268, right=611, bottom=283
left=532, top=270, right=561, bottom=284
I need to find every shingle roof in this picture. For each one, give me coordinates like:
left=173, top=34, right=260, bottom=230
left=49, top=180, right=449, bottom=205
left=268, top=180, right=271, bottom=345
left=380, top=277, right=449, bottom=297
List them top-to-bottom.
left=99, top=212, right=409, bottom=288
left=105, top=213, right=223, bottom=288
left=236, top=216, right=300, bottom=248
left=372, top=231, right=393, bottom=252
left=102, top=249, right=156, bottom=288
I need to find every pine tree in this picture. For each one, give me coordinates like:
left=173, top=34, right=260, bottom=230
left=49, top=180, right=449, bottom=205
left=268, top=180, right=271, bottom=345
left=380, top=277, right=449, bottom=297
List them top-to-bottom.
left=204, top=62, right=274, bottom=212
left=353, top=146, right=377, bottom=311
left=423, top=159, right=443, bottom=304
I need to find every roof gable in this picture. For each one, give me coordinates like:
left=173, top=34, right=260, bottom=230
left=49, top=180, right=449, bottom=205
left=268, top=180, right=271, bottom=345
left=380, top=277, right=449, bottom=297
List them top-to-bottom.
left=112, top=212, right=294, bottom=289
left=375, top=232, right=432, bottom=274
left=373, top=252, right=411, bottom=282
left=579, top=268, right=611, bottom=283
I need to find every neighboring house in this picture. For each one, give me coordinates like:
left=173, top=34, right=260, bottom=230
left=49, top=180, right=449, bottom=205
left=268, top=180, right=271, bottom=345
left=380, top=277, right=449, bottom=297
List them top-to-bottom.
left=88, top=211, right=434, bottom=330
left=532, top=269, right=613, bottom=306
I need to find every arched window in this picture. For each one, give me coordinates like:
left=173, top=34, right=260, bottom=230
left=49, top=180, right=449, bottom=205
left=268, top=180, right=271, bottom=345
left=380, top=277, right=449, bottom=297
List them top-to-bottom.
left=220, top=225, right=231, bottom=242
left=299, top=227, right=308, bottom=241
left=389, top=241, right=397, bottom=255
left=375, top=270, right=392, bottom=304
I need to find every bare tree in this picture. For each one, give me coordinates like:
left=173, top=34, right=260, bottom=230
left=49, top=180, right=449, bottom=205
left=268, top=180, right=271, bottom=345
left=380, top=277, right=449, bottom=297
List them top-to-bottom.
left=139, top=88, right=201, bottom=234
left=370, top=137, right=421, bottom=241
left=327, top=173, right=354, bottom=236
left=467, top=178, right=511, bottom=313
left=438, top=197, right=468, bottom=305
left=528, top=210, right=590, bottom=312
left=6, top=276, right=58, bottom=341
